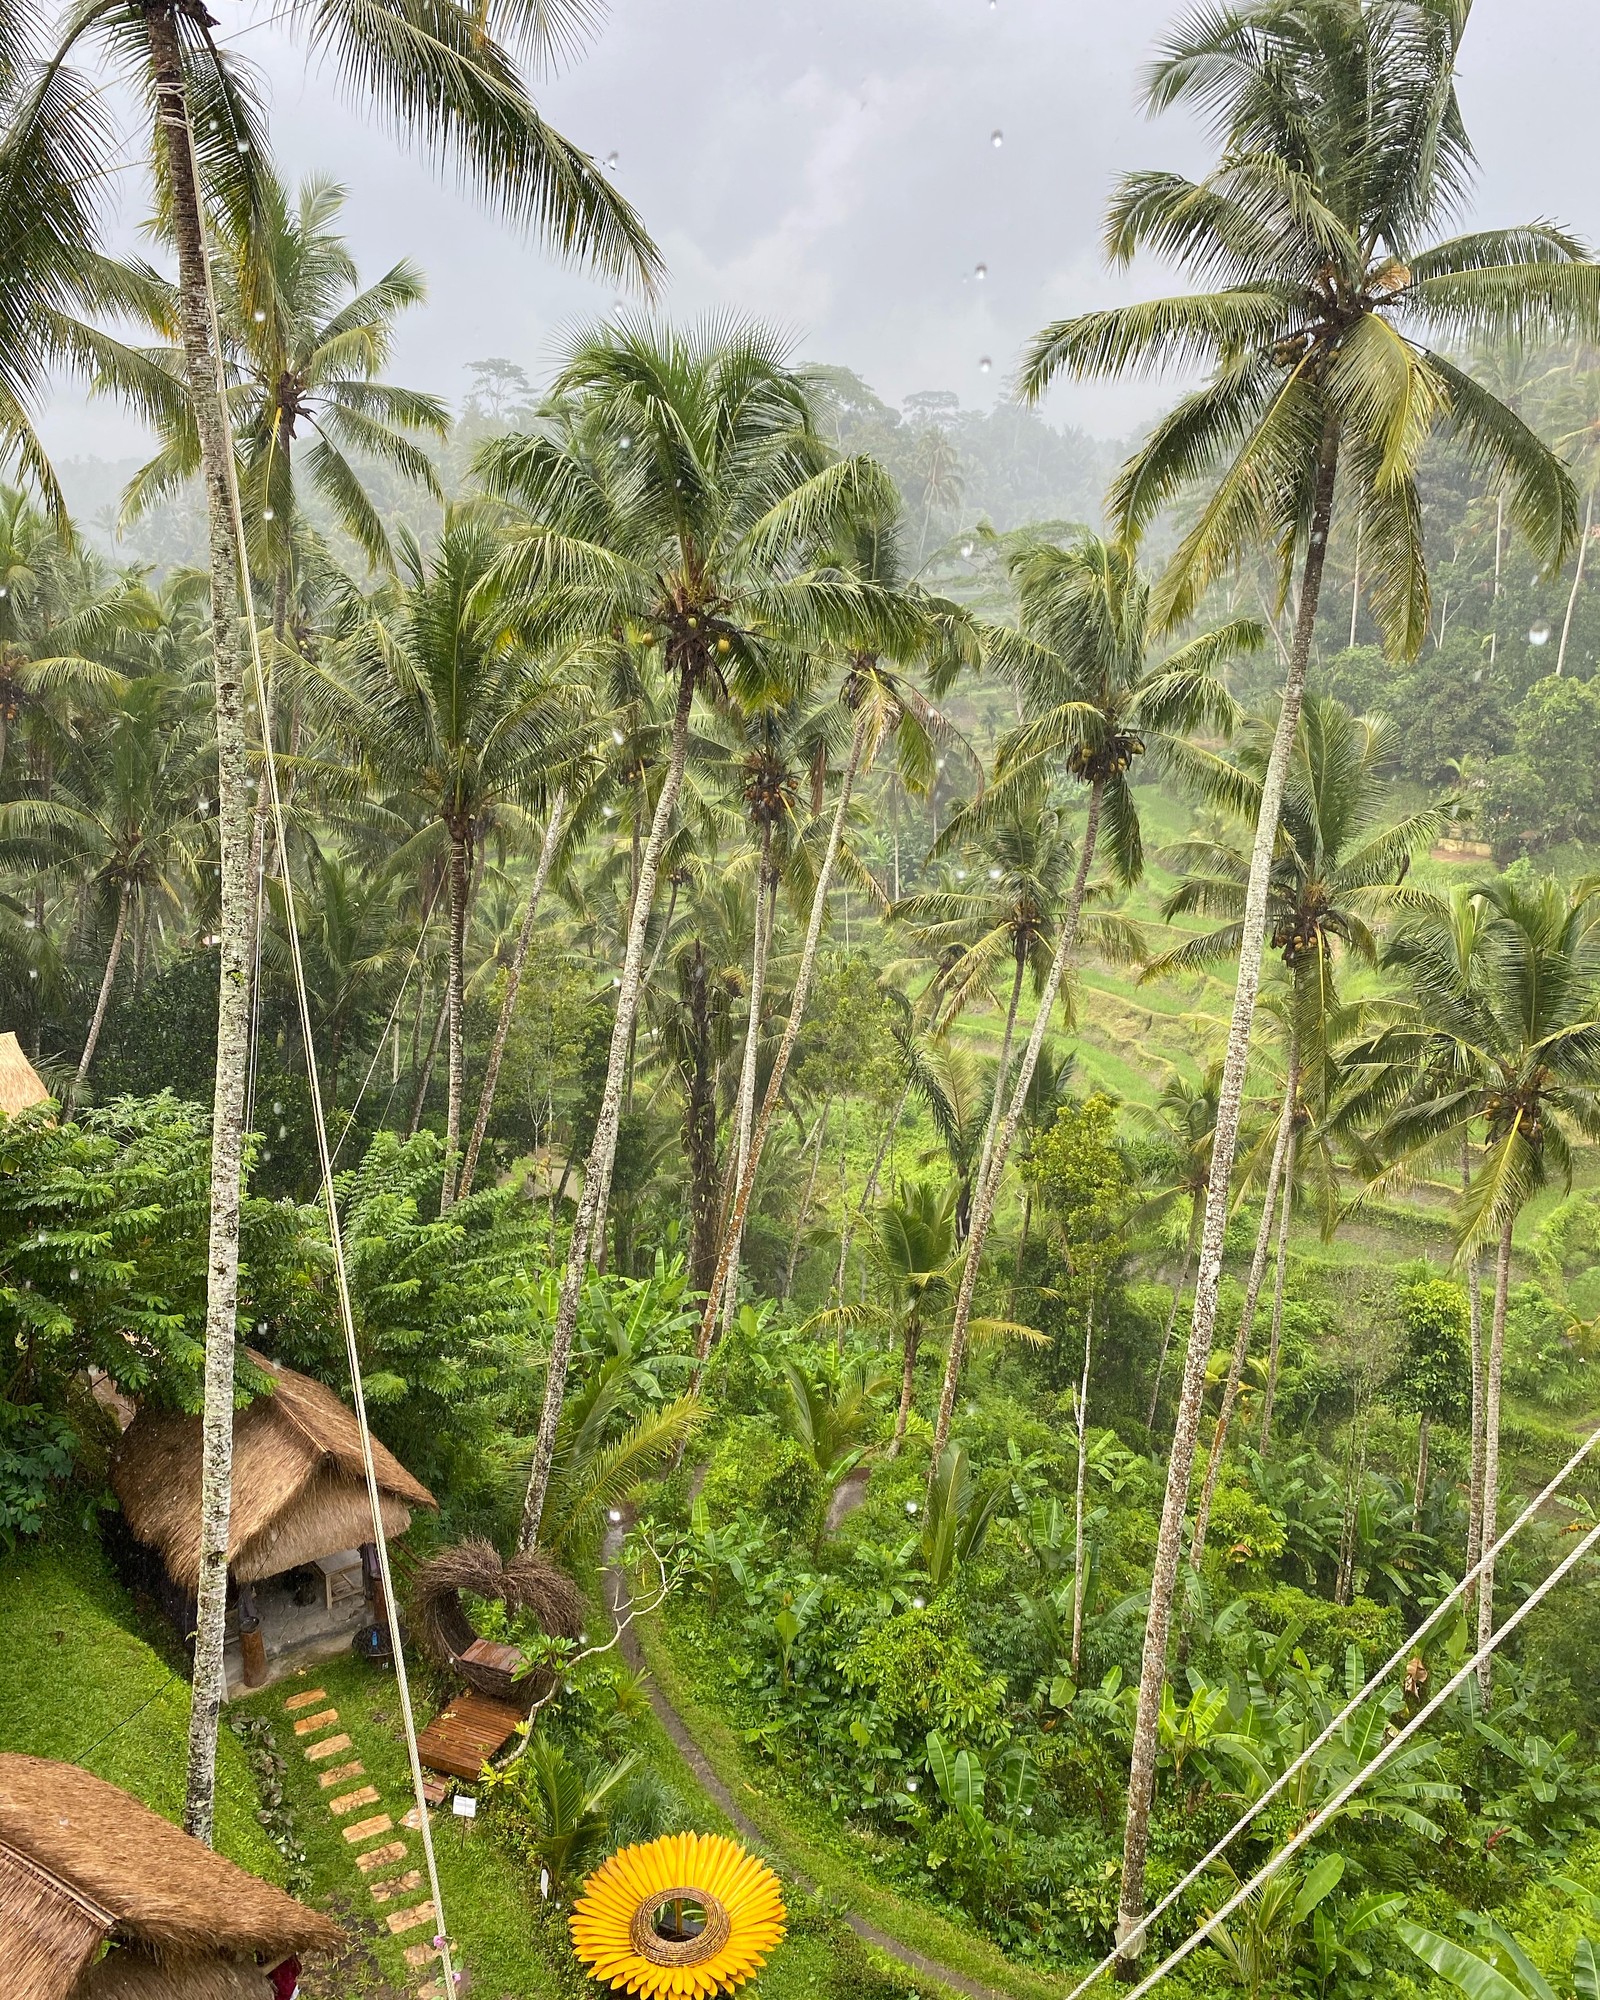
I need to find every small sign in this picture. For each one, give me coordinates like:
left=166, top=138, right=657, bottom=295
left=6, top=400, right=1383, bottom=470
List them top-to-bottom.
left=452, top=1794, right=478, bottom=1819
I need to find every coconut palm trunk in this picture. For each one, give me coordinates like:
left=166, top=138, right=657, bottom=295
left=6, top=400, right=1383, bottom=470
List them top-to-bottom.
left=141, top=1, right=254, bottom=1845
left=1114, top=414, right=1340, bottom=1967
left=1555, top=486, right=1593, bottom=676
left=519, top=668, right=696, bottom=1550
left=693, top=701, right=873, bottom=1368
left=927, top=778, right=1106, bottom=1480
left=457, top=785, right=566, bottom=1200
left=438, top=819, right=472, bottom=1209
left=716, top=821, right=776, bottom=1333
left=73, top=881, right=131, bottom=1095
left=974, top=947, right=1027, bottom=1207
left=408, top=987, right=447, bottom=1137
left=1194, top=1041, right=1298, bottom=1561
left=835, top=1078, right=911, bottom=1310
left=780, top=1103, right=831, bottom=1302
left=1256, top=1126, right=1298, bottom=1454
left=1476, top=1216, right=1515, bottom=1706
left=1147, top=1225, right=1197, bottom=1431
left=1071, top=1287, right=1094, bottom=1679
left=888, top=1321, right=920, bottom=1457
left=1412, top=1414, right=1431, bottom=1532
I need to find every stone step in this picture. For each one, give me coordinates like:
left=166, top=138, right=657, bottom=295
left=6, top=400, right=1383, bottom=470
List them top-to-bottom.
left=283, top=1687, right=328, bottom=1712
left=292, top=1708, right=340, bottom=1737
left=305, top=1733, right=353, bottom=1763
left=317, top=1761, right=364, bottom=1789
left=328, top=1785, right=382, bottom=1818
left=341, top=1813, right=394, bottom=1845
left=355, top=1840, right=408, bottom=1874
left=369, top=1869, right=423, bottom=1905
left=385, top=1899, right=437, bottom=1937
left=403, top=1944, right=435, bottom=1969
left=418, top=1982, right=446, bottom=1999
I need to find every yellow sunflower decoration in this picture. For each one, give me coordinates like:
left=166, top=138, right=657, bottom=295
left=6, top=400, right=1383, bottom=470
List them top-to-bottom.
left=569, top=1831, right=786, bottom=1998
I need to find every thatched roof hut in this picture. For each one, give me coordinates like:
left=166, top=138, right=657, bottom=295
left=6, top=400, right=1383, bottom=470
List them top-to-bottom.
left=0, top=1031, right=49, bottom=1117
left=110, top=1353, right=435, bottom=1593
left=0, top=1754, right=339, bottom=2000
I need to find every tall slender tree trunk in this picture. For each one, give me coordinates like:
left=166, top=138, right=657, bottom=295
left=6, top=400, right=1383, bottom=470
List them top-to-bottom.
left=145, top=1, right=254, bottom=1845
left=1115, top=412, right=1339, bottom=1967
left=1556, top=486, right=1594, bottom=677
left=1489, top=491, right=1504, bottom=667
left=1348, top=515, right=1362, bottom=649
left=520, top=668, right=697, bottom=1550
left=693, top=700, right=873, bottom=1368
left=928, top=779, right=1105, bottom=1483
left=457, top=785, right=566, bottom=1200
left=438, top=821, right=471, bottom=1210
left=716, top=821, right=775, bottom=1332
left=73, top=882, right=131, bottom=1095
left=684, top=943, right=721, bottom=1292
left=974, top=949, right=1027, bottom=1208
left=408, top=987, right=447, bottom=1138
left=1194, top=1040, right=1298, bottom=1563
left=836, top=1078, right=910, bottom=1307
left=780, top=1103, right=831, bottom=1301
left=1256, top=1119, right=1298, bottom=1454
left=1463, top=1137, right=1486, bottom=1602
left=1476, top=1217, right=1514, bottom=1707
left=1147, top=1224, right=1197, bottom=1431
left=1070, top=1288, right=1094, bottom=1680
left=888, top=1323, right=920, bottom=1458
left=1412, top=1414, right=1431, bottom=1534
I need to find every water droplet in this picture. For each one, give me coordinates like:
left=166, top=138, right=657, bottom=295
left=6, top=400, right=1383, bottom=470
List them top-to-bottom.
left=990, top=129, right=1003, bottom=148
left=237, top=141, right=250, bottom=154
left=604, top=151, right=619, bottom=169
left=974, top=262, right=987, bottom=281
left=252, top=310, right=266, bottom=323
left=979, top=356, right=992, bottom=374
left=619, top=435, right=631, bottom=449
left=262, top=507, right=274, bottom=520
left=960, top=541, right=974, bottom=559
left=0, top=587, right=7, bottom=597
left=1530, top=622, right=1551, bottom=646
left=612, top=729, right=625, bottom=744
left=989, top=866, right=1002, bottom=879
left=27, top=968, right=36, bottom=979
left=273, top=1101, right=283, bottom=1115
left=68, top=1267, right=79, bottom=1282
left=905, top=1499, right=919, bottom=1515
left=912, top=1595, right=926, bottom=1608
left=906, top=1777, right=919, bottom=1792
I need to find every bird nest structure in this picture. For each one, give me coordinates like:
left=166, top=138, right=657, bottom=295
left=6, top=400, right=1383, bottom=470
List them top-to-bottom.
left=410, top=1539, right=584, bottom=1709
left=569, top=1833, right=786, bottom=2000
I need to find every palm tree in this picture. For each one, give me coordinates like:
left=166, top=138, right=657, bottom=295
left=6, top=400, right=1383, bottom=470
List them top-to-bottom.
left=4, top=0, right=656, bottom=1844
left=1019, top=2, right=1595, bottom=1954
left=87, top=172, right=448, bottom=628
left=475, top=321, right=914, bottom=1549
left=0, top=488, right=121, bottom=778
left=302, top=507, right=576, bottom=1201
left=928, top=530, right=1250, bottom=1482
left=0, top=672, right=204, bottom=1092
left=1151, top=696, right=1452, bottom=1552
left=891, top=795, right=1080, bottom=1210
left=1354, top=877, right=1600, bottom=1705
left=1137, top=1064, right=1224, bottom=1430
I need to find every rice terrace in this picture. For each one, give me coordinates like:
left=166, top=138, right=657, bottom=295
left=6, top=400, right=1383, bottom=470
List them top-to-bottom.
left=7, top=2, right=1600, bottom=1998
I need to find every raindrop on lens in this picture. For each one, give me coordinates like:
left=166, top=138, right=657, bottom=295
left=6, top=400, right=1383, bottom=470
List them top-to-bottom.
left=990, top=129, right=1003, bottom=147
left=605, top=151, right=619, bottom=169
left=974, top=262, right=987, bottom=281
left=253, top=310, right=266, bottom=323
left=979, top=356, right=992, bottom=375
left=263, top=507, right=274, bottom=521
left=960, top=542, right=973, bottom=559
left=1530, top=622, right=1551, bottom=646
left=612, top=728, right=625, bottom=744
left=989, top=866, right=1002, bottom=879
left=69, top=1267, right=79, bottom=1282
left=905, top=1499, right=919, bottom=1516
left=608, top=1508, right=623, bottom=1524
left=912, top=1595, right=926, bottom=1609
left=906, top=1778, right=919, bottom=1792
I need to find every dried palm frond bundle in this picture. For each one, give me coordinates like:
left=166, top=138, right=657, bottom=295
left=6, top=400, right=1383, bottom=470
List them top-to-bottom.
left=410, top=1539, right=583, bottom=1708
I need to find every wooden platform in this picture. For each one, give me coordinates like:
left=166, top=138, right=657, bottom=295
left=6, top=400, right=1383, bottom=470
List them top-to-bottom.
left=415, top=1691, right=525, bottom=1782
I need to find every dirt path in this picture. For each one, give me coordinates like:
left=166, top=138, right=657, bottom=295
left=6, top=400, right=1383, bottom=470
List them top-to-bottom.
left=603, top=1527, right=1021, bottom=2000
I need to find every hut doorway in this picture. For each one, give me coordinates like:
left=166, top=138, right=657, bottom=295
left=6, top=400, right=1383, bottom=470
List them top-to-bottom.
left=227, top=1546, right=376, bottom=1694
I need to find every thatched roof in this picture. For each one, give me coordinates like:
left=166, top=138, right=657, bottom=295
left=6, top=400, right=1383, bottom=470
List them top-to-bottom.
left=0, top=1031, right=49, bottom=1117
left=111, top=1353, right=435, bottom=1592
left=0, top=1755, right=339, bottom=2000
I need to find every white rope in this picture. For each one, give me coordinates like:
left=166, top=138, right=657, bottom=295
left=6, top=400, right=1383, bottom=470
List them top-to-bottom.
left=182, top=125, right=458, bottom=1997
left=328, top=881, right=442, bottom=1169
left=1063, top=1409, right=1600, bottom=1999
left=1114, top=1510, right=1600, bottom=2000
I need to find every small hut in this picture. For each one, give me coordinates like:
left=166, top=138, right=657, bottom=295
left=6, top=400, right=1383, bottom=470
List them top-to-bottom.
left=0, top=1031, right=49, bottom=1118
left=111, top=1354, right=435, bottom=1687
left=0, top=1753, right=339, bottom=1999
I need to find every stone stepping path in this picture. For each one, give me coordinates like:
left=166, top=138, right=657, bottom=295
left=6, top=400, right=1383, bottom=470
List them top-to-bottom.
left=284, top=1681, right=448, bottom=2000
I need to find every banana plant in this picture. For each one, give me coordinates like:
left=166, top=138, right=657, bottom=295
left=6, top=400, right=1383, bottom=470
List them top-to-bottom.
left=921, top=1441, right=1008, bottom=1591
left=1400, top=1913, right=1599, bottom=2000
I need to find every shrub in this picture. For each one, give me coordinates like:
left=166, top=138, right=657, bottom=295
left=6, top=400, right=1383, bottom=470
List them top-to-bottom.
left=700, top=1417, right=825, bottom=1538
left=1240, top=1583, right=1404, bottom=1668
left=839, top=1599, right=1007, bottom=1748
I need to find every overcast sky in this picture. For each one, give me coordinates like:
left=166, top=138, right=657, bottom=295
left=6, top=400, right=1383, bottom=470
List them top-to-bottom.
left=36, top=0, right=1600, bottom=461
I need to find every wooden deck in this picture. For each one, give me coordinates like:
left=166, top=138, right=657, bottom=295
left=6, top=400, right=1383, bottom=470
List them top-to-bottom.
left=416, top=1691, right=525, bottom=1782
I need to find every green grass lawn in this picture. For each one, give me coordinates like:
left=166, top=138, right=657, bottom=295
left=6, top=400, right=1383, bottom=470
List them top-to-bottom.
left=0, top=1527, right=280, bottom=1881
left=240, top=1651, right=928, bottom=2000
